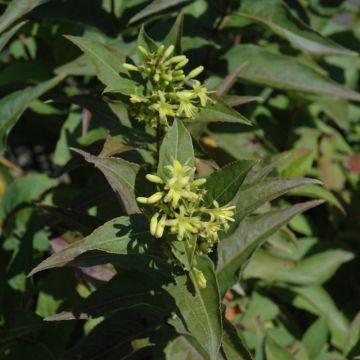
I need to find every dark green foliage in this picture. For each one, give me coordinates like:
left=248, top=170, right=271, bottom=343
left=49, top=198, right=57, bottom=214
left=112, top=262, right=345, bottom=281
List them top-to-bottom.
left=0, top=0, right=359, bottom=359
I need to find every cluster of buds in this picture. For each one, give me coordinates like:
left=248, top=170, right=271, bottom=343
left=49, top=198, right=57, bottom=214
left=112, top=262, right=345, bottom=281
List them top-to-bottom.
left=123, top=44, right=213, bottom=128
left=136, top=160, right=236, bottom=287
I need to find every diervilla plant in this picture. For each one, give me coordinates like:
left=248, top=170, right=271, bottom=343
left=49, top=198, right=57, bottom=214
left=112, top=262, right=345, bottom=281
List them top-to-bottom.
left=4, top=3, right=354, bottom=358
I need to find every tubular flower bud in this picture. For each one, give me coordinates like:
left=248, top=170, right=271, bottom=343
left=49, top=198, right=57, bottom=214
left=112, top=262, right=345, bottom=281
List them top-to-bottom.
left=123, top=42, right=214, bottom=128
left=157, top=44, right=165, bottom=55
left=163, top=45, right=174, bottom=60
left=138, top=46, right=149, bottom=57
left=169, top=55, right=187, bottom=64
left=175, top=58, right=189, bottom=69
left=123, top=63, right=138, bottom=72
left=186, top=66, right=204, bottom=80
left=153, top=73, right=160, bottom=82
left=161, top=73, right=172, bottom=81
left=173, top=75, right=186, bottom=82
left=140, top=159, right=235, bottom=266
left=146, top=174, right=163, bottom=184
left=192, top=178, right=206, bottom=187
left=147, top=192, right=164, bottom=204
left=136, top=197, right=148, bottom=204
left=150, top=212, right=159, bottom=236
left=155, top=215, right=167, bottom=238
left=193, top=268, right=207, bottom=288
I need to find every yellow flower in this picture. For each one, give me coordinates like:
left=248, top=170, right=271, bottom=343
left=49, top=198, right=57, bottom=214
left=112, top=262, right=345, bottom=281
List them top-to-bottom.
left=192, top=80, right=210, bottom=107
left=150, top=91, right=176, bottom=122
left=176, top=91, right=198, bottom=118
left=165, top=159, right=193, bottom=178
left=163, top=160, right=198, bottom=207
left=208, top=200, right=236, bottom=223
left=166, top=205, right=200, bottom=240
left=199, top=220, right=221, bottom=243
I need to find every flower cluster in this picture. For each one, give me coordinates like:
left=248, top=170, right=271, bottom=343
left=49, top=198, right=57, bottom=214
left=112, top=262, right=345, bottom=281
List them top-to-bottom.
left=123, top=45, right=213, bottom=128
left=136, top=160, right=235, bottom=287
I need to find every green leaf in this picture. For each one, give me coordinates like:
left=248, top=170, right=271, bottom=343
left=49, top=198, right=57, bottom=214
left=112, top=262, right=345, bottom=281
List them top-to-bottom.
left=0, top=0, right=48, bottom=34
left=128, top=0, right=191, bottom=25
left=232, top=0, right=356, bottom=56
left=163, top=12, right=184, bottom=54
left=0, top=20, right=26, bottom=52
left=137, top=25, right=158, bottom=53
left=65, top=35, right=126, bottom=86
left=223, top=45, right=360, bottom=101
left=54, top=54, right=96, bottom=77
left=0, top=75, right=64, bottom=153
left=102, top=76, right=140, bottom=96
left=192, top=95, right=252, bottom=125
left=223, top=95, right=263, bottom=107
left=53, top=109, right=82, bottom=166
left=158, top=119, right=195, bottom=179
left=74, top=149, right=140, bottom=214
left=277, top=149, right=315, bottom=178
left=203, top=160, right=256, bottom=207
left=0, top=174, right=57, bottom=221
left=234, top=177, right=321, bottom=222
left=288, top=184, right=344, bottom=213
left=216, top=200, right=323, bottom=297
left=38, top=205, right=102, bottom=236
left=28, top=215, right=164, bottom=277
left=170, top=235, right=196, bottom=271
left=272, top=249, right=354, bottom=285
left=243, top=250, right=295, bottom=281
left=168, top=256, right=222, bottom=360
left=47, top=271, right=173, bottom=321
left=290, top=285, right=349, bottom=349
left=241, top=291, right=279, bottom=327
left=66, top=309, right=165, bottom=359
left=344, top=313, right=360, bottom=356
left=302, top=317, right=328, bottom=359
left=222, top=320, right=253, bottom=360
left=164, top=335, right=208, bottom=360
left=265, top=335, right=294, bottom=360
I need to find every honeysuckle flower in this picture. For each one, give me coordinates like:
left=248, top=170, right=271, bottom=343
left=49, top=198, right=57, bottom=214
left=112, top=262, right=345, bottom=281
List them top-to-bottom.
left=123, top=44, right=214, bottom=129
left=192, top=80, right=210, bottom=107
left=150, top=91, right=176, bottom=123
left=176, top=91, right=198, bottom=118
left=135, top=159, right=235, bottom=287
left=165, top=159, right=194, bottom=178
left=162, top=160, right=200, bottom=207
left=207, top=200, right=236, bottom=224
left=166, top=205, right=200, bottom=240
left=199, top=220, right=221, bottom=243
